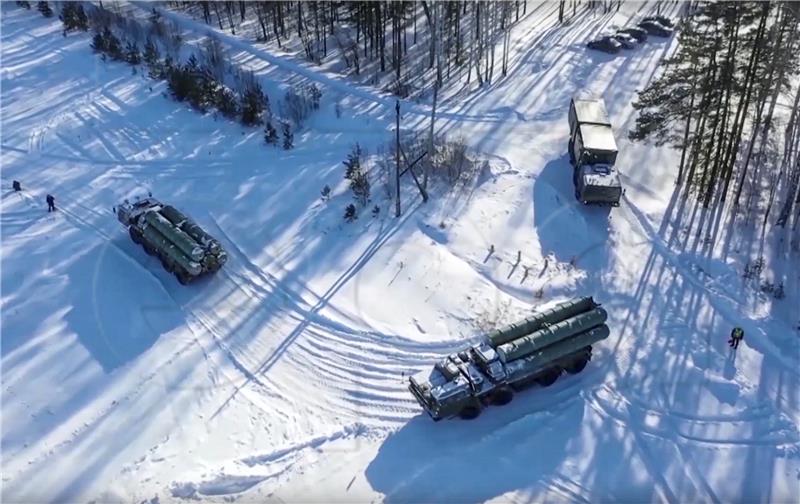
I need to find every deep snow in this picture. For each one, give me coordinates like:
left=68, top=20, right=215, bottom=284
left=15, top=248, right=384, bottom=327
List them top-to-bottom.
left=1, top=2, right=798, bottom=503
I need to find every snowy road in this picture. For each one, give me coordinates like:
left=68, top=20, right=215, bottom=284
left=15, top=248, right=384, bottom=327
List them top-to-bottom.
left=2, top=2, right=798, bottom=502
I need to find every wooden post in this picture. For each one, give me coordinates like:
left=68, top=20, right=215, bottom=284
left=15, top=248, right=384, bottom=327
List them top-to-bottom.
left=395, top=100, right=401, bottom=217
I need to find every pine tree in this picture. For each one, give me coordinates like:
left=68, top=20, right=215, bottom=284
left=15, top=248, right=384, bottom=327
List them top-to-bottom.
left=37, top=1, right=52, bottom=18
left=60, top=2, right=88, bottom=32
left=103, top=27, right=123, bottom=60
left=91, top=31, right=107, bottom=53
left=143, top=38, right=160, bottom=67
left=125, top=41, right=141, bottom=65
left=240, top=80, right=268, bottom=126
left=215, top=87, right=239, bottom=119
left=264, top=121, right=279, bottom=145
left=282, top=121, right=294, bottom=149
left=343, top=143, right=369, bottom=206
left=344, top=203, right=357, bottom=222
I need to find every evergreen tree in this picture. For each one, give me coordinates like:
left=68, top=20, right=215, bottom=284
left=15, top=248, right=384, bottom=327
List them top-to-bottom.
left=37, top=1, right=52, bottom=18
left=60, top=2, right=88, bottom=32
left=103, top=27, right=123, bottom=60
left=91, top=31, right=107, bottom=53
left=143, top=38, right=160, bottom=66
left=125, top=41, right=141, bottom=65
left=167, top=65, right=195, bottom=102
left=240, top=80, right=268, bottom=126
left=215, top=87, right=239, bottom=119
left=264, top=121, right=279, bottom=145
left=282, top=121, right=294, bottom=149
left=343, top=143, right=370, bottom=206
left=344, top=203, right=357, bottom=222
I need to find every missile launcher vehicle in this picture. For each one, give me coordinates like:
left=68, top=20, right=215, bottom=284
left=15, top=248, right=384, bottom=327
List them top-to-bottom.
left=568, top=98, right=623, bottom=207
left=116, top=197, right=227, bottom=284
left=408, top=296, right=610, bottom=421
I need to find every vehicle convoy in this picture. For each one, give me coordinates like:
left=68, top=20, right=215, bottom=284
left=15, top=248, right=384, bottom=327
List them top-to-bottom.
left=568, top=97, right=623, bottom=206
left=116, top=197, right=227, bottom=284
left=408, top=297, right=610, bottom=421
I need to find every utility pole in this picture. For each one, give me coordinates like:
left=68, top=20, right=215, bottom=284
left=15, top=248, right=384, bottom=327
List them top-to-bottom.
left=395, top=100, right=401, bottom=217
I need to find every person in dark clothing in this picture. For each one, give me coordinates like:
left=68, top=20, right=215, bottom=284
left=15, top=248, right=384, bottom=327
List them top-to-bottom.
left=12, top=180, right=21, bottom=192
left=46, top=194, right=56, bottom=212
left=729, top=327, right=744, bottom=349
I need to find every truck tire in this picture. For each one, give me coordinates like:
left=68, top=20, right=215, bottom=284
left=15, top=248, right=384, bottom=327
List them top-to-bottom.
left=129, top=227, right=142, bottom=244
left=143, top=241, right=156, bottom=256
left=175, top=269, right=191, bottom=285
left=566, top=357, right=589, bottom=374
left=536, top=369, right=560, bottom=387
left=490, top=387, right=514, bottom=406
left=459, top=404, right=481, bottom=420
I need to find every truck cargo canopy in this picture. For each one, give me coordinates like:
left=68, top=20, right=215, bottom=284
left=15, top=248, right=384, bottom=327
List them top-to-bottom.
left=572, top=99, right=612, bottom=126
left=580, top=124, right=618, bottom=153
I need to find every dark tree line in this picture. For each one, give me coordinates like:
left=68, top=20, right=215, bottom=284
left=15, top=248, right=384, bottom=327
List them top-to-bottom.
left=630, top=2, right=800, bottom=233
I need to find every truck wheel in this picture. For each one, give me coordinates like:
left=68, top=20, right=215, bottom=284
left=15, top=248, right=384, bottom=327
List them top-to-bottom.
left=129, top=227, right=142, bottom=244
left=143, top=243, right=156, bottom=256
left=175, top=270, right=191, bottom=285
left=566, top=357, right=589, bottom=374
left=537, top=369, right=560, bottom=387
left=490, top=387, right=514, bottom=406
left=459, top=404, right=481, bottom=420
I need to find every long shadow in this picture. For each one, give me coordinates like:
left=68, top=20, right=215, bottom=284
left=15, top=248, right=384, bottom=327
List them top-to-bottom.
left=533, top=155, right=611, bottom=271
left=366, top=383, right=586, bottom=503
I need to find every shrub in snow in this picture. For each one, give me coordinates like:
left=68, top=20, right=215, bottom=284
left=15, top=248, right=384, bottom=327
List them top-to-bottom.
left=37, top=1, right=52, bottom=18
left=16, top=2, right=32, bottom=9
left=60, top=2, right=88, bottom=32
left=125, top=41, right=141, bottom=65
left=239, top=78, right=268, bottom=127
left=282, top=84, right=322, bottom=127
left=264, top=121, right=278, bottom=146
left=281, top=121, right=293, bottom=150
left=321, top=185, right=331, bottom=201
left=344, top=204, right=357, bottom=222
left=372, top=205, right=380, bottom=217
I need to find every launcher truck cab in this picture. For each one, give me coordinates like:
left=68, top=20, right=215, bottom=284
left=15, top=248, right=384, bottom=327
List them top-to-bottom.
left=568, top=98, right=623, bottom=206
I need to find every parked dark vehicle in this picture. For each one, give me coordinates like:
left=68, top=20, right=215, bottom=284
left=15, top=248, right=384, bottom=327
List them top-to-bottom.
left=643, top=15, right=674, bottom=28
left=638, top=20, right=673, bottom=37
left=617, top=27, right=647, bottom=42
left=612, top=33, right=637, bottom=49
left=587, top=36, right=622, bottom=54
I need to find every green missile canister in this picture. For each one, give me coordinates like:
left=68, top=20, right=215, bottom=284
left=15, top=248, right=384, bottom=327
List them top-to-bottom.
left=162, top=205, right=223, bottom=253
left=144, top=210, right=204, bottom=262
left=142, top=224, right=203, bottom=275
left=486, top=296, right=597, bottom=347
left=497, top=306, right=608, bottom=363
left=508, top=324, right=611, bottom=370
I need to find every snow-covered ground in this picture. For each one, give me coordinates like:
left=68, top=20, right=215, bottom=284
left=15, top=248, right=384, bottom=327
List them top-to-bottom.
left=2, top=2, right=798, bottom=502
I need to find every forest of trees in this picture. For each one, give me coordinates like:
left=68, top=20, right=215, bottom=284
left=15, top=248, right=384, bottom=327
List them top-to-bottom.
left=168, top=1, right=632, bottom=96
left=630, top=2, right=800, bottom=237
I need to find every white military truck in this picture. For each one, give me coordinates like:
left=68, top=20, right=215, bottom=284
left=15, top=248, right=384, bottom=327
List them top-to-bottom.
left=568, top=98, right=623, bottom=206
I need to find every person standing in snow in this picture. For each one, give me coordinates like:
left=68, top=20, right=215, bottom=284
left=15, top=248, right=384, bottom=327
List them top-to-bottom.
left=46, top=194, right=56, bottom=212
left=729, top=327, right=744, bottom=350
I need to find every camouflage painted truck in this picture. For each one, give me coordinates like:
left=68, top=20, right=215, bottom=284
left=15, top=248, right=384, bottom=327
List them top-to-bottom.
left=116, top=197, right=227, bottom=284
left=409, top=297, right=609, bottom=421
